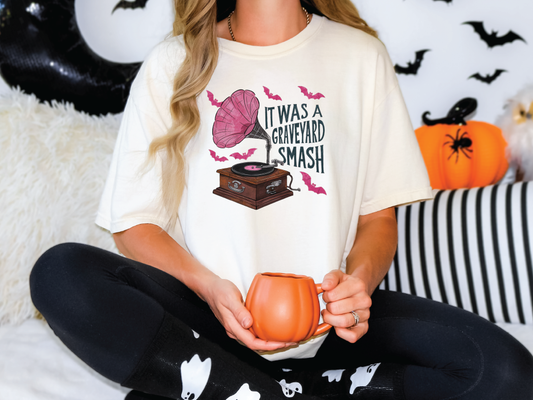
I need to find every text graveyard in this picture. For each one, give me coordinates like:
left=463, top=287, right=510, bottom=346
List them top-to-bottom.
left=265, top=103, right=325, bottom=174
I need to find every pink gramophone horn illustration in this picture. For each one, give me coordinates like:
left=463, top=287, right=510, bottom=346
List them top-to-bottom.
left=211, top=89, right=299, bottom=210
left=213, top=89, right=274, bottom=164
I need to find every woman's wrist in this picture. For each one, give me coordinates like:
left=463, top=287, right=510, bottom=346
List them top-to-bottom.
left=345, top=208, right=398, bottom=295
left=347, top=260, right=381, bottom=295
left=187, top=271, right=222, bottom=302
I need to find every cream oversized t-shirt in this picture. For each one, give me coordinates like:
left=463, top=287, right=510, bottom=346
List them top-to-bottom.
left=96, top=15, right=433, bottom=360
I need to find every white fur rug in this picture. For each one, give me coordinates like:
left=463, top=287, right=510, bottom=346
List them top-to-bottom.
left=0, top=89, right=119, bottom=325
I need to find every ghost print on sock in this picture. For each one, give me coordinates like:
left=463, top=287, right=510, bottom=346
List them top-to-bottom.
left=180, top=355, right=212, bottom=400
left=349, top=363, right=380, bottom=394
left=321, top=369, right=345, bottom=383
left=278, top=380, right=303, bottom=398
left=226, top=383, right=261, bottom=400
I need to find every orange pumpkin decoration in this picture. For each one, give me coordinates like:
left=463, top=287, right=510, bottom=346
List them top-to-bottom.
left=415, top=98, right=508, bottom=190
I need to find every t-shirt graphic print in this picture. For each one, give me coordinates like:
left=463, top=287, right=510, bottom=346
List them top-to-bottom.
left=209, top=87, right=328, bottom=210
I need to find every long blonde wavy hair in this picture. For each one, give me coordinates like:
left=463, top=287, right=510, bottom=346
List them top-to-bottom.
left=148, top=0, right=377, bottom=226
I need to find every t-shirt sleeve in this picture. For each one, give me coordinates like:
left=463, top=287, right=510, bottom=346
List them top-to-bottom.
left=95, top=40, right=182, bottom=233
left=359, top=50, right=434, bottom=215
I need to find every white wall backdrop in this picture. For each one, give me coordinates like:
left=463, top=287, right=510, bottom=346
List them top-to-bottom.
left=1, top=0, right=531, bottom=127
left=75, top=0, right=174, bottom=63
left=356, top=0, right=533, bottom=126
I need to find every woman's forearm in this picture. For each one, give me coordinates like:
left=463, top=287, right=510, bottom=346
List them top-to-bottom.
left=320, top=207, right=397, bottom=343
left=345, top=207, right=398, bottom=295
left=113, top=223, right=219, bottom=301
left=113, top=224, right=294, bottom=351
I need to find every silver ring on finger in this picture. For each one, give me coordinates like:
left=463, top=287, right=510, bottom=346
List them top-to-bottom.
left=349, top=310, right=360, bottom=328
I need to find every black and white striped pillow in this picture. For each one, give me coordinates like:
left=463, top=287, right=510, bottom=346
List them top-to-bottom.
left=381, top=182, right=533, bottom=325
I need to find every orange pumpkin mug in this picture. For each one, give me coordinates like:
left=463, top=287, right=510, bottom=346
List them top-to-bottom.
left=245, top=273, right=332, bottom=342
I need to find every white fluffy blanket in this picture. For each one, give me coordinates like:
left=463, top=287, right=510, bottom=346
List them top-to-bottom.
left=0, top=89, right=119, bottom=325
left=0, top=319, right=126, bottom=400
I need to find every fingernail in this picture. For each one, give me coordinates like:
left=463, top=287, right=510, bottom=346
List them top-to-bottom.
left=242, top=318, right=251, bottom=327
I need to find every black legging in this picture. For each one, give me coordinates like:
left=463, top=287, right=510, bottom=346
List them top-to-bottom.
left=30, top=243, right=533, bottom=400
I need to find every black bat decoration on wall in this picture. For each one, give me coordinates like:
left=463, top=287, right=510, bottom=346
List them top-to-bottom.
left=113, top=0, right=149, bottom=13
left=434, top=0, right=453, bottom=3
left=463, top=21, right=526, bottom=48
left=394, top=50, right=430, bottom=75
left=469, top=69, right=507, bottom=84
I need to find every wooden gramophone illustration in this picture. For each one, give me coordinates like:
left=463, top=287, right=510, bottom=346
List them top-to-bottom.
left=212, top=89, right=299, bottom=210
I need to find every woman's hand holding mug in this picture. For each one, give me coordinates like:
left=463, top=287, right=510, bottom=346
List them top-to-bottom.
left=321, top=269, right=372, bottom=343
left=204, top=277, right=295, bottom=352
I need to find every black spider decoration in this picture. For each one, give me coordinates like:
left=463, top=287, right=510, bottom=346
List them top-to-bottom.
left=444, top=129, right=473, bottom=163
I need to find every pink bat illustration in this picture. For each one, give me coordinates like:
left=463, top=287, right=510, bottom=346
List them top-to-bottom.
left=263, top=86, right=282, bottom=101
left=298, top=86, right=325, bottom=100
left=207, top=90, right=222, bottom=107
left=230, top=148, right=257, bottom=160
left=209, top=149, right=228, bottom=162
left=301, top=172, right=327, bottom=195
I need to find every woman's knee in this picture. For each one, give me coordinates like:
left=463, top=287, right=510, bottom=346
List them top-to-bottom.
left=29, top=242, right=95, bottom=318
left=424, top=319, right=533, bottom=399
left=479, top=332, right=533, bottom=399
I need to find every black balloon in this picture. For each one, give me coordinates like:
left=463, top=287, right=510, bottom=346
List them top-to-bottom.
left=0, top=0, right=141, bottom=115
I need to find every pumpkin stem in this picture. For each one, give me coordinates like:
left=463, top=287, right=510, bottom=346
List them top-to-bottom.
left=422, top=98, right=478, bottom=126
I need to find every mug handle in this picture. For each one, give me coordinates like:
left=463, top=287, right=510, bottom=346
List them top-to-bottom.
left=314, top=284, right=332, bottom=336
